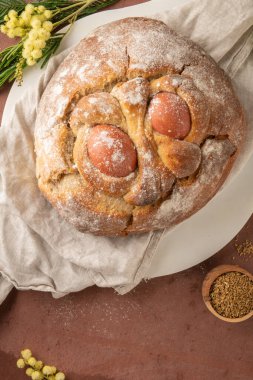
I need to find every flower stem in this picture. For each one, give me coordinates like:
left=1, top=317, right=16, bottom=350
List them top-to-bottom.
left=53, top=0, right=95, bottom=28
left=52, top=1, right=85, bottom=16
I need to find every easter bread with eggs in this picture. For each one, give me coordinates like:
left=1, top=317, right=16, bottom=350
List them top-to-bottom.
left=35, top=17, right=245, bottom=236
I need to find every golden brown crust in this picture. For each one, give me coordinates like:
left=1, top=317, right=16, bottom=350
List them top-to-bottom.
left=35, top=17, right=246, bottom=236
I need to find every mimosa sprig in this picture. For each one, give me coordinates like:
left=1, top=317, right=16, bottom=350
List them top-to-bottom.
left=0, top=0, right=119, bottom=88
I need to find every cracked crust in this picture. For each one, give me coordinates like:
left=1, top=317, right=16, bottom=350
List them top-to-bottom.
left=35, top=18, right=246, bottom=236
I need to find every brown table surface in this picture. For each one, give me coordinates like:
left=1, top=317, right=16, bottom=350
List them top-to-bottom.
left=0, top=1, right=253, bottom=379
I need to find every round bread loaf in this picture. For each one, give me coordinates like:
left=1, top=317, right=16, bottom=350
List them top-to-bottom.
left=35, top=17, right=245, bottom=236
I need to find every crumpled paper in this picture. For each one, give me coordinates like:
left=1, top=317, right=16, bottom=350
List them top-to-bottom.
left=0, top=0, right=252, bottom=303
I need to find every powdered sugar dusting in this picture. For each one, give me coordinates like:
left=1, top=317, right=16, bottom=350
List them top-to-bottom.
left=34, top=17, right=243, bottom=235
left=126, top=21, right=194, bottom=73
left=58, top=67, right=70, bottom=78
left=171, top=76, right=183, bottom=87
left=117, top=78, right=148, bottom=105
left=52, top=83, right=63, bottom=96
left=87, top=96, right=114, bottom=114
left=88, top=127, right=136, bottom=176
left=93, top=130, right=121, bottom=150
left=156, top=138, right=235, bottom=222
left=111, top=150, right=125, bottom=164
left=141, top=151, right=152, bottom=161
left=53, top=175, right=132, bottom=234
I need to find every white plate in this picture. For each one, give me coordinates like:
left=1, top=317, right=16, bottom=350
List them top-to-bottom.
left=2, top=0, right=253, bottom=279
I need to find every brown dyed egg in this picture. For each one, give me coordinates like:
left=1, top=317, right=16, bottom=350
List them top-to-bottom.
left=150, top=92, right=191, bottom=139
left=87, top=124, right=137, bottom=177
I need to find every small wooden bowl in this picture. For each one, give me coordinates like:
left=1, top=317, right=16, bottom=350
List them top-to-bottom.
left=202, top=264, right=253, bottom=323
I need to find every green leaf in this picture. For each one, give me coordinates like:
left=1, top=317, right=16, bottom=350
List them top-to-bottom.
left=0, top=0, right=26, bottom=24
left=0, top=0, right=121, bottom=90
left=32, top=0, right=73, bottom=9
left=34, top=0, right=120, bottom=24
left=77, top=0, right=120, bottom=18
left=39, top=34, right=65, bottom=68
left=0, top=42, right=23, bottom=69
left=0, top=42, right=23, bottom=89
left=0, top=64, right=16, bottom=87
